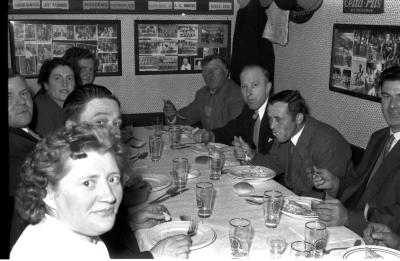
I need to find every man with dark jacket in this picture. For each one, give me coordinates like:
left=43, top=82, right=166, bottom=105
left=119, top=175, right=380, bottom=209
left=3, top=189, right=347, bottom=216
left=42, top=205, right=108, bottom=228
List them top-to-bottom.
left=193, top=65, right=274, bottom=155
left=312, top=65, right=400, bottom=236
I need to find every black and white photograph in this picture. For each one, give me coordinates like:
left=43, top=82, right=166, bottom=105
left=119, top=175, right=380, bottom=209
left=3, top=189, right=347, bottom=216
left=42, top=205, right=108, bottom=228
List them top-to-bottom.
left=9, top=20, right=122, bottom=78
left=135, top=20, right=231, bottom=75
left=24, top=24, right=36, bottom=40
left=36, top=24, right=52, bottom=41
left=98, top=24, right=117, bottom=38
left=330, top=24, right=400, bottom=102
left=52, top=25, right=68, bottom=40
left=75, top=25, right=97, bottom=41
left=52, top=41, right=74, bottom=57
left=179, top=56, right=192, bottom=71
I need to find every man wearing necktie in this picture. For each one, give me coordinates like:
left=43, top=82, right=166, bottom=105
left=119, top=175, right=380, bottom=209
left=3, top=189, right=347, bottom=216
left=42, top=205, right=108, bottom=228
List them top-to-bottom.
left=192, top=65, right=274, bottom=155
left=312, top=65, right=400, bottom=237
left=8, top=70, right=41, bottom=249
left=238, top=90, right=353, bottom=199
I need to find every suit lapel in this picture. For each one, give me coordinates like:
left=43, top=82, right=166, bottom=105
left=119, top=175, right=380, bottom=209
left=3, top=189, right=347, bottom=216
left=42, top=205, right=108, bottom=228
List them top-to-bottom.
left=9, top=127, right=40, bottom=143
left=340, top=130, right=388, bottom=203
left=358, top=141, right=400, bottom=207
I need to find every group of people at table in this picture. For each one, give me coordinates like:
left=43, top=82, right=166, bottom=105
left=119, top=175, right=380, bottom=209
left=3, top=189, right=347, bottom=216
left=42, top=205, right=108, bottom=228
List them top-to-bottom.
left=8, top=46, right=400, bottom=259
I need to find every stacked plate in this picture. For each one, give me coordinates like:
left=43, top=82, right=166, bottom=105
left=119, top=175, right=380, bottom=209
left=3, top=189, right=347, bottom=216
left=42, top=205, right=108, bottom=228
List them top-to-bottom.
left=147, top=221, right=216, bottom=250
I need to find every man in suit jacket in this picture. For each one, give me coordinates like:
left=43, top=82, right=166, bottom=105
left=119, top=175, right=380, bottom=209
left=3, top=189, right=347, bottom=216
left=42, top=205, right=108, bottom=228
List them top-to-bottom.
left=193, top=65, right=274, bottom=155
left=312, top=65, right=400, bottom=236
left=8, top=70, right=41, bottom=249
left=238, top=90, right=353, bottom=199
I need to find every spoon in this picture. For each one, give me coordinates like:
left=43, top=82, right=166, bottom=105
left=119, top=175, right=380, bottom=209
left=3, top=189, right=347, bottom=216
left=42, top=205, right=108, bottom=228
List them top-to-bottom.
left=323, top=239, right=362, bottom=254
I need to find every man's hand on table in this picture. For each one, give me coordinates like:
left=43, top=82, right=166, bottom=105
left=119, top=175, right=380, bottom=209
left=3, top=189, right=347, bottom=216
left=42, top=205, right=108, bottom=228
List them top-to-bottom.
left=312, top=198, right=349, bottom=227
left=127, top=204, right=170, bottom=231
left=363, top=222, right=400, bottom=250
left=151, top=234, right=192, bottom=259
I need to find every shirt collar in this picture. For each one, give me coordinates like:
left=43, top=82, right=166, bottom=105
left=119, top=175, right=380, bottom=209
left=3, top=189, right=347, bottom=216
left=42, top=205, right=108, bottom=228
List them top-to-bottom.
left=255, top=98, right=268, bottom=120
left=291, top=124, right=305, bottom=146
left=390, top=129, right=400, bottom=148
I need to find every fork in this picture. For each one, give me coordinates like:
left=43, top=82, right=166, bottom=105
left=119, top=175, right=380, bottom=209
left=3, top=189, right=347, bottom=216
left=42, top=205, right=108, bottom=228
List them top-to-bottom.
left=187, top=219, right=198, bottom=237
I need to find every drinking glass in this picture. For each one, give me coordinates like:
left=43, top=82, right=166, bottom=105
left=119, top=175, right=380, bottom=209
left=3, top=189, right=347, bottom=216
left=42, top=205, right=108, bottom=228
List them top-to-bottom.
left=153, top=117, right=163, bottom=137
left=169, top=125, right=182, bottom=149
left=149, top=135, right=162, bottom=162
left=209, top=150, right=225, bottom=180
left=172, top=157, right=188, bottom=189
left=195, top=182, right=213, bottom=218
left=263, top=190, right=284, bottom=228
left=229, top=218, right=251, bottom=258
left=304, top=221, right=328, bottom=258
left=267, top=236, right=287, bottom=259
left=290, top=241, right=314, bottom=258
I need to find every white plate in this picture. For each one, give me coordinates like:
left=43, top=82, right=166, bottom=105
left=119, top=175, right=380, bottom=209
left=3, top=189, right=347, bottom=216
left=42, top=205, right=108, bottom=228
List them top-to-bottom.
left=190, top=142, right=228, bottom=153
left=226, top=165, right=276, bottom=181
left=142, top=174, right=172, bottom=192
left=282, top=196, right=321, bottom=219
left=147, top=221, right=216, bottom=250
left=343, top=245, right=400, bottom=260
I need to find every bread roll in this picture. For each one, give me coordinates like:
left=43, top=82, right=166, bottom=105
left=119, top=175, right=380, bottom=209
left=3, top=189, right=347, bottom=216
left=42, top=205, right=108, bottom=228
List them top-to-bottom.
left=233, top=182, right=255, bottom=195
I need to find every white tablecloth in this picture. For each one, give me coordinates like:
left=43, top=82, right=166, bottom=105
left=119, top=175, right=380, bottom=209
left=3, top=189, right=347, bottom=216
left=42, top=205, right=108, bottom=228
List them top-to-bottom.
left=130, top=127, right=362, bottom=259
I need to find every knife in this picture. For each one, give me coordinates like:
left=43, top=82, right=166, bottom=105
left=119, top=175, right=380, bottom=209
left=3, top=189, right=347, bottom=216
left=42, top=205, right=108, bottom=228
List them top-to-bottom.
left=149, top=188, right=189, bottom=204
left=238, top=194, right=265, bottom=198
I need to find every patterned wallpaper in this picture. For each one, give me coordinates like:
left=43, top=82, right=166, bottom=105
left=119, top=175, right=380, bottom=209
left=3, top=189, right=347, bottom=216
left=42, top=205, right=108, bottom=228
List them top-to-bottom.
left=8, top=0, right=399, bottom=147
left=273, top=0, right=400, bottom=148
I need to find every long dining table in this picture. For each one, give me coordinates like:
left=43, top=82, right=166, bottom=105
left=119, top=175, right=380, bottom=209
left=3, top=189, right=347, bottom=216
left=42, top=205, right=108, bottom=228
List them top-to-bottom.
left=129, top=126, right=363, bottom=259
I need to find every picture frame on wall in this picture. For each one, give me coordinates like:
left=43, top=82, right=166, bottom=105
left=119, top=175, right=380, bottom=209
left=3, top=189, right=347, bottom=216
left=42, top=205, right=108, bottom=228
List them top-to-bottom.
left=8, top=19, right=122, bottom=78
left=134, top=20, right=231, bottom=75
left=329, top=23, right=400, bottom=102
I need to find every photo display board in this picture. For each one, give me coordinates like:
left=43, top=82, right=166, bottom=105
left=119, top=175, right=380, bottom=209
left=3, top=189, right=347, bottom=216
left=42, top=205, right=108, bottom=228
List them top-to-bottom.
left=8, top=19, right=122, bottom=78
left=134, top=20, right=231, bottom=75
left=329, top=23, right=400, bottom=102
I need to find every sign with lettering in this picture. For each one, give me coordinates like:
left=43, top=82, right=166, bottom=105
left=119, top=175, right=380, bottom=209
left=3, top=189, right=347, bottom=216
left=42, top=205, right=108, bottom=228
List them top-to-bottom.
left=8, top=0, right=233, bottom=14
left=343, top=0, right=384, bottom=14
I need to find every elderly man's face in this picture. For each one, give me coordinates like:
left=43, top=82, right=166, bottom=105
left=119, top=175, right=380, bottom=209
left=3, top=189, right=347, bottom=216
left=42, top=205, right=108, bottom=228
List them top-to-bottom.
left=201, top=59, right=227, bottom=91
left=240, top=67, right=271, bottom=110
left=8, top=76, right=33, bottom=128
left=381, top=80, right=400, bottom=132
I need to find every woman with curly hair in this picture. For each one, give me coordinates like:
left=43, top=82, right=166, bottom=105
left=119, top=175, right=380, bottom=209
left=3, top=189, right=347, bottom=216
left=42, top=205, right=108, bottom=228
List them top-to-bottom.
left=10, top=123, right=125, bottom=260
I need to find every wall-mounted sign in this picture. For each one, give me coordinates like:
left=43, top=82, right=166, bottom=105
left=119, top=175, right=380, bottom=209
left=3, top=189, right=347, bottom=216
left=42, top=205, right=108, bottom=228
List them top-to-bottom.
left=8, top=0, right=233, bottom=14
left=343, top=0, right=384, bottom=14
